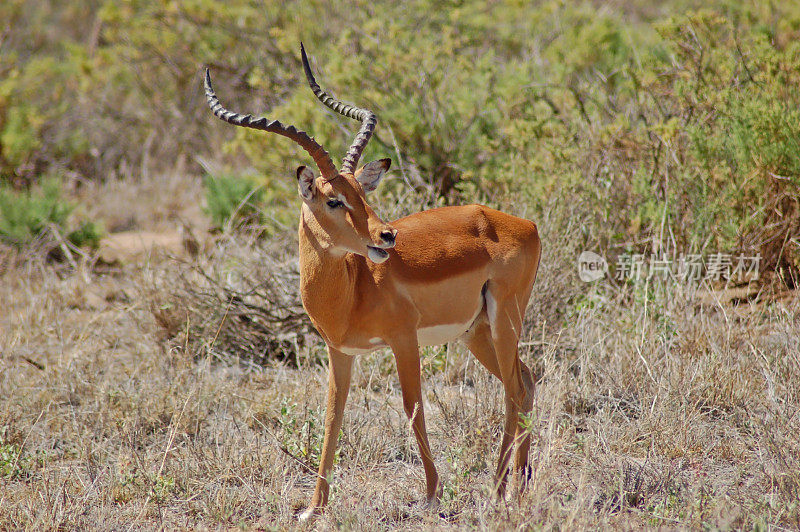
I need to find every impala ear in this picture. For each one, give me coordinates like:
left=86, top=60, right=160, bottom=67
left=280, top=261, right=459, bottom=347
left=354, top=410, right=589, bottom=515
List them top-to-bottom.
left=355, top=158, right=391, bottom=192
left=296, top=165, right=316, bottom=200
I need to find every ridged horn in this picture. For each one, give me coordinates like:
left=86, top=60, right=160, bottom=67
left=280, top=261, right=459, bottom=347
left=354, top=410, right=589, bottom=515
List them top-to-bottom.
left=300, top=43, right=378, bottom=175
left=204, top=68, right=338, bottom=179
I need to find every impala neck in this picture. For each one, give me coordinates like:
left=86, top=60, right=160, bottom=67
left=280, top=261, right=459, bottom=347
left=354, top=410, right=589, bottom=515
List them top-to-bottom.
left=298, top=206, right=356, bottom=343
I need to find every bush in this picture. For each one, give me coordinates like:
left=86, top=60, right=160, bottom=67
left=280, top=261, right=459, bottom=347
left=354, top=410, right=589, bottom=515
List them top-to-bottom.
left=1, top=0, right=798, bottom=278
left=512, top=5, right=800, bottom=278
left=202, top=172, right=298, bottom=234
left=203, top=173, right=265, bottom=230
left=0, top=179, right=102, bottom=248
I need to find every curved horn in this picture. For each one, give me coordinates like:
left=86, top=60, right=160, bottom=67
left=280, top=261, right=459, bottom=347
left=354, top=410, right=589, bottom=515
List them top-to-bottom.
left=300, top=43, right=377, bottom=175
left=204, top=68, right=338, bottom=179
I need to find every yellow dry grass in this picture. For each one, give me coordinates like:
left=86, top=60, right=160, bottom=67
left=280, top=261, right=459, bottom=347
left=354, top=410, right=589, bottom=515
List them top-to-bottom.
left=1, top=176, right=798, bottom=531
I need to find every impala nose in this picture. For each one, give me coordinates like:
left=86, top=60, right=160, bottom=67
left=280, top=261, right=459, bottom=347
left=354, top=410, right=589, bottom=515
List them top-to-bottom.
left=380, top=229, right=397, bottom=247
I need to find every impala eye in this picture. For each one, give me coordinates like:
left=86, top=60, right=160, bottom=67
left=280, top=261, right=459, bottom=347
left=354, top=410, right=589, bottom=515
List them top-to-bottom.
left=326, top=199, right=344, bottom=209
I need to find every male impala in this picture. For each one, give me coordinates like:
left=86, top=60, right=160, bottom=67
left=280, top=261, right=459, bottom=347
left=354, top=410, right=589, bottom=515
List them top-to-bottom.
left=205, top=44, right=541, bottom=519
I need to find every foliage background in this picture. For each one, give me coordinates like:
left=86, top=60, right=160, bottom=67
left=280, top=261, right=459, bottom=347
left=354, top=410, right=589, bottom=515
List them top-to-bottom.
left=1, top=0, right=798, bottom=273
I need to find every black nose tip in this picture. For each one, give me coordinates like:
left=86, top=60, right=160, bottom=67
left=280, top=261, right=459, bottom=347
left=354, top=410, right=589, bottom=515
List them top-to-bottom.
left=380, top=230, right=396, bottom=245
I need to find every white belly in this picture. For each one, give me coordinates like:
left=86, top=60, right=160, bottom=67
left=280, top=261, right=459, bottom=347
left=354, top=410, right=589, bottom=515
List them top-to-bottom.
left=337, top=303, right=482, bottom=354
left=416, top=304, right=482, bottom=346
left=416, top=323, right=469, bottom=346
left=337, top=337, right=385, bottom=356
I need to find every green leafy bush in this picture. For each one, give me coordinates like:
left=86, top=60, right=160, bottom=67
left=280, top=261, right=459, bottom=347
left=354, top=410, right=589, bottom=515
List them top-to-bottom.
left=1, top=0, right=798, bottom=276
left=508, top=4, right=800, bottom=276
left=203, top=173, right=265, bottom=230
left=0, top=179, right=102, bottom=248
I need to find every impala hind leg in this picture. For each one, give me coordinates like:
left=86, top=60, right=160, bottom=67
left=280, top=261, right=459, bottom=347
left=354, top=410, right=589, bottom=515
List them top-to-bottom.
left=486, top=289, right=532, bottom=498
left=463, top=301, right=535, bottom=496
left=462, top=310, right=502, bottom=381
left=390, top=336, right=441, bottom=505
left=300, top=348, right=353, bottom=521
left=515, top=361, right=535, bottom=491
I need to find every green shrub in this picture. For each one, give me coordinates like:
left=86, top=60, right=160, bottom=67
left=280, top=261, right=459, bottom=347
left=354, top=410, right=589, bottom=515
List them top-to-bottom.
left=2, top=0, right=799, bottom=276
left=515, top=4, right=800, bottom=276
left=637, top=8, right=800, bottom=271
left=203, top=173, right=265, bottom=230
left=0, top=179, right=103, bottom=248
left=66, top=220, right=104, bottom=250
left=276, top=399, right=331, bottom=467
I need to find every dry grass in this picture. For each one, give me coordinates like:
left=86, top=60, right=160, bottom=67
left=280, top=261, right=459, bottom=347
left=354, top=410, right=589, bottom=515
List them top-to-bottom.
left=1, top=176, right=799, bottom=531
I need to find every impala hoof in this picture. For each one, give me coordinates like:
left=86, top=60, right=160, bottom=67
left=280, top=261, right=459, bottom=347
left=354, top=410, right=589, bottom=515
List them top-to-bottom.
left=494, top=476, right=511, bottom=502
left=423, top=481, right=442, bottom=510
left=423, top=496, right=440, bottom=511
left=298, top=507, right=319, bottom=522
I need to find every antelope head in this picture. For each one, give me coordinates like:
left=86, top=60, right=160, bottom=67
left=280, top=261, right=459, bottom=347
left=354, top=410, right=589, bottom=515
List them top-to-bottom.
left=204, top=44, right=396, bottom=263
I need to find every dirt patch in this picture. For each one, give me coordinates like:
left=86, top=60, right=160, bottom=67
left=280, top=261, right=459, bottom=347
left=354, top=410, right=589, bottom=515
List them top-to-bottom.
left=97, top=229, right=206, bottom=265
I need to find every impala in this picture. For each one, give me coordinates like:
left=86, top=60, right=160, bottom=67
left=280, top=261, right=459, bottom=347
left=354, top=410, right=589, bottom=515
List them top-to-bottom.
left=205, top=44, right=541, bottom=519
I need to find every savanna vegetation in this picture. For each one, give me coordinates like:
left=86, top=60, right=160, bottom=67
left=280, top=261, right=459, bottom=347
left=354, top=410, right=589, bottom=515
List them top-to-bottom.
left=1, top=0, right=798, bottom=529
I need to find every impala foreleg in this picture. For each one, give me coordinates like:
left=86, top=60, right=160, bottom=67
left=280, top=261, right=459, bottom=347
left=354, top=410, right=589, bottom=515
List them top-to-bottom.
left=391, top=337, right=441, bottom=504
left=300, top=347, right=353, bottom=521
